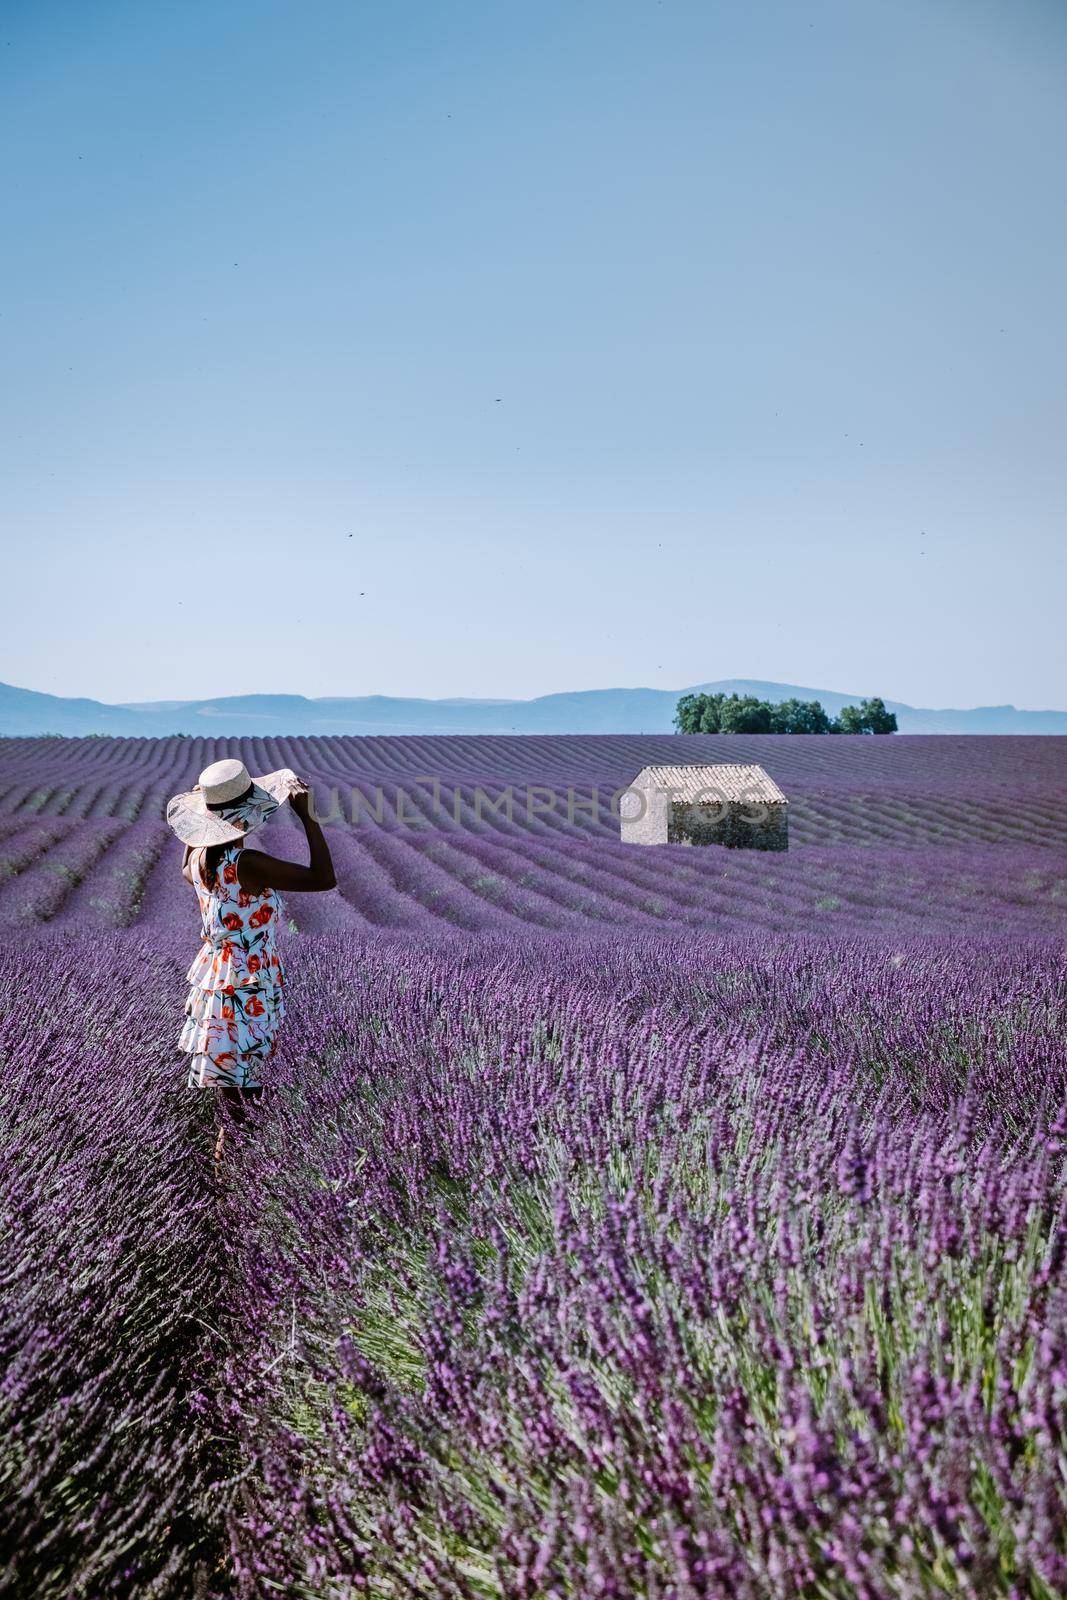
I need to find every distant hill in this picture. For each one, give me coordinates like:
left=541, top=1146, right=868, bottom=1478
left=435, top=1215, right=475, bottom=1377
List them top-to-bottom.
left=1, top=677, right=1065, bottom=738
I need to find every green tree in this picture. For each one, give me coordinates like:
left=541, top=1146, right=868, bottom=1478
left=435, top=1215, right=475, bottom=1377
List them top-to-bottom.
left=674, top=690, right=897, bottom=735
left=674, top=692, right=728, bottom=733
left=673, top=693, right=705, bottom=733
left=698, top=693, right=726, bottom=733
left=718, top=694, right=775, bottom=733
left=861, top=696, right=897, bottom=734
left=834, top=697, right=898, bottom=734
left=771, top=698, right=834, bottom=734
left=835, top=703, right=867, bottom=735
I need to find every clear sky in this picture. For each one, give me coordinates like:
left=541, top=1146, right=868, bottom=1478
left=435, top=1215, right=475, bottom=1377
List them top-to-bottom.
left=1, top=0, right=1064, bottom=708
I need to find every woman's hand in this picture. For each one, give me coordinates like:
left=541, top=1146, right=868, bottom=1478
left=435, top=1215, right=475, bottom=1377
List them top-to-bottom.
left=287, top=775, right=311, bottom=820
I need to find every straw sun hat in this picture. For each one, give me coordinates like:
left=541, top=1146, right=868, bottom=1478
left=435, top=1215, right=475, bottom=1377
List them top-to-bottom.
left=166, top=759, right=302, bottom=847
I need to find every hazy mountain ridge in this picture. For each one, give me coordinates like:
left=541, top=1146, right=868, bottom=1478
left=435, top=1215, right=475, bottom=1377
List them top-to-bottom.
left=1, top=678, right=1065, bottom=737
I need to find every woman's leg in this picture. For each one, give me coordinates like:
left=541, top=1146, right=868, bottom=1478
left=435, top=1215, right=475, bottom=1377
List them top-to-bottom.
left=214, top=1085, right=264, bottom=1163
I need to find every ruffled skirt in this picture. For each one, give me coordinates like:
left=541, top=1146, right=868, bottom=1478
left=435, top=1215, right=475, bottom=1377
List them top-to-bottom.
left=179, top=958, right=286, bottom=1090
left=187, top=1051, right=268, bottom=1089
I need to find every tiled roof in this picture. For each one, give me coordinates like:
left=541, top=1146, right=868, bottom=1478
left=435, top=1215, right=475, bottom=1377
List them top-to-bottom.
left=633, top=764, right=788, bottom=804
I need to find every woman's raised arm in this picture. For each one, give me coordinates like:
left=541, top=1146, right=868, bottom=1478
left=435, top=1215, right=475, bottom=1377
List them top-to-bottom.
left=237, top=788, right=337, bottom=894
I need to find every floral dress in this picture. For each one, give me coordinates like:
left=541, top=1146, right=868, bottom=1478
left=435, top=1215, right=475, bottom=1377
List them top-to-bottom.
left=179, top=842, right=286, bottom=1089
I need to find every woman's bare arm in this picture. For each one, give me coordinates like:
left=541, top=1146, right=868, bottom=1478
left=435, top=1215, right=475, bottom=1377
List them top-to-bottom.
left=237, top=789, right=337, bottom=894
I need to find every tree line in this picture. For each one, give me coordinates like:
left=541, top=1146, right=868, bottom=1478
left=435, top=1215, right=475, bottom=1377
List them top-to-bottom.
left=674, top=693, right=898, bottom=735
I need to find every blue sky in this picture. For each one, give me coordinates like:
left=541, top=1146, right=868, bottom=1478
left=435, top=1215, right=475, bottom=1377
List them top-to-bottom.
left=1, top=0, right=1064, bottom=708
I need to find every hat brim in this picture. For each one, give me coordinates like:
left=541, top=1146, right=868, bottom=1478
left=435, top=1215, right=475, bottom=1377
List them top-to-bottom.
left=166, top=770, right=294, bottom=846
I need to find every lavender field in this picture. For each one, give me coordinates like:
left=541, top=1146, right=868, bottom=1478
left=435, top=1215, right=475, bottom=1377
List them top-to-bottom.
left=1, top=731, right=1066, bottom=938
left=1, top=734, right=1065, bottom=1598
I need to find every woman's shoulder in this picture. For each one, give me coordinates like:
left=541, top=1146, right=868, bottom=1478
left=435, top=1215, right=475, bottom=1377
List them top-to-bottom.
left=231, top=843, right=278, bottom=900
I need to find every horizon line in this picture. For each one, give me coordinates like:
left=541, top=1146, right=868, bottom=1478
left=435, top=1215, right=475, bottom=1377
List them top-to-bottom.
left=5, top=675, right=1067, bottom=717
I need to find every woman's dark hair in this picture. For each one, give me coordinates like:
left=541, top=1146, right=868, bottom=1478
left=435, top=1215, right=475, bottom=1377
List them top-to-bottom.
left=195, top=836, right=245, bottom=890
left=200, top=841, right=230, bottom=890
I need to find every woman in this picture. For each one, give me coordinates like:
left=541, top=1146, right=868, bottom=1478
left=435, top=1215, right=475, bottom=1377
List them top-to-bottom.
left=165, top=758, right=337, bottom=1161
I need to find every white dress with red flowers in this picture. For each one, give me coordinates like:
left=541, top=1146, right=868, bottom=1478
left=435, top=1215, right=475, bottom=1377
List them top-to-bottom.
left=179, top=842, right=286, bottom=1088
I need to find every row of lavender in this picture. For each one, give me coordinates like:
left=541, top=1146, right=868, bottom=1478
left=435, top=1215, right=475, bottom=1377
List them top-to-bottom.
left=5, top=731, right=1067, bottom=794
left=4, top=737, right=1067, bottom=858
left=3, top=776, right=1064, bottom=855
left=0, top=808, right=1065, bottom=941
left=3, top=927, right=1064, bottom=1597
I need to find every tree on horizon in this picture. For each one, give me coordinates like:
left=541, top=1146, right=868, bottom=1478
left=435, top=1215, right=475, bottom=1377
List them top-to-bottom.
left=674, top=692, right=897, bottom=735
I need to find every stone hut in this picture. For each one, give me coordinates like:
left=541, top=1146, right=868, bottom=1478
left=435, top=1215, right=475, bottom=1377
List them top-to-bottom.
left=619, top=764, right=788, bottom=851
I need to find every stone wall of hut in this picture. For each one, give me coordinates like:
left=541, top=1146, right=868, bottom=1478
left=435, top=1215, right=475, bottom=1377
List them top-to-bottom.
left=667, top=801, right=788, bottom=851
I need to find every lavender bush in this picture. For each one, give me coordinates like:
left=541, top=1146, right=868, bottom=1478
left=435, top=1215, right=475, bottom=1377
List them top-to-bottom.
left=55, top=817, right=170, bottom=928
left=0, top=819, right=70, bottom=882
left=0, top=820, right=124, bottom=925
left=1, top=927, right=1063, bottom=1597
left=214, top=933, right=1065, bottom=1600
left=0, top=935, right=230, bottom=1597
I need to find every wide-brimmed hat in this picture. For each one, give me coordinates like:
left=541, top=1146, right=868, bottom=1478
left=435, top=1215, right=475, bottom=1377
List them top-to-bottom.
left=166, top=759, right=299, bottom=846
